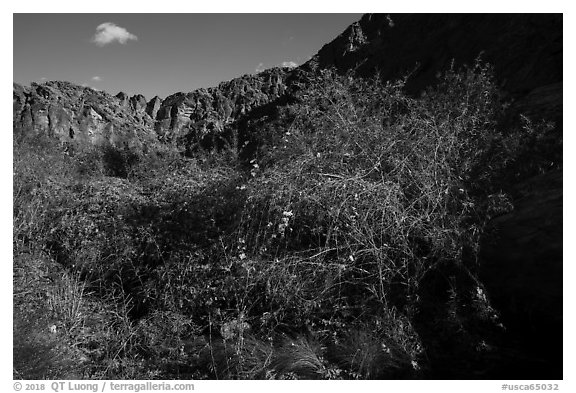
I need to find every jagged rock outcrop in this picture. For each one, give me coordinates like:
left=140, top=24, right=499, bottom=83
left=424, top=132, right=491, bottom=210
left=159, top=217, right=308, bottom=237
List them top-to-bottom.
left=153, top=67, right=289, bottom=149
left=14, top=68, right=292, bottom=153
left=13, top=82, right=158, bottom=151
left=115, top=92, right=130, bottom=108
left=130, top=94, right=148, bottom=114
left=146, top=96, right=162, bottom=120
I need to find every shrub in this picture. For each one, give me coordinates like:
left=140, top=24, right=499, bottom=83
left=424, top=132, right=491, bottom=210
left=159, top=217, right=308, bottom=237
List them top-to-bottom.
left=238, top=62, right=517, bottom=313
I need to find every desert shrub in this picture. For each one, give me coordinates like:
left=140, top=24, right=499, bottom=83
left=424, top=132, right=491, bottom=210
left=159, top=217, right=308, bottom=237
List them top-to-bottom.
left=238, top=62, right=517, bottom=314
left=13, top=140, right=72, bottom=253
left=100, top=143, right=141, bottom=178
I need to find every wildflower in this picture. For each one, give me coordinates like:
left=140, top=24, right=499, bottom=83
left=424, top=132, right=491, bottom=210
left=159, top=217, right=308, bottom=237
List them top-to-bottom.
left=476, top=286, right=487, bottom=301
left=381, top=343, right=391, bottom=354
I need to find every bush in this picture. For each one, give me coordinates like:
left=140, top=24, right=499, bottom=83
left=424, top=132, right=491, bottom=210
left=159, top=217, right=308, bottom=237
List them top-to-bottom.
left=239, top=61, right=525, bottom=306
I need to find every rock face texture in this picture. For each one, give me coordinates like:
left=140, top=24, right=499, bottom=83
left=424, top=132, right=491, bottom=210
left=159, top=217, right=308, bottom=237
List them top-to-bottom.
left=152, top=67, right=288, bottom=151
left=14, top=68, right=291, bottom=153
left=13, top=82, right=157, bottom=151
left=145, top=96, right=162, bottom=120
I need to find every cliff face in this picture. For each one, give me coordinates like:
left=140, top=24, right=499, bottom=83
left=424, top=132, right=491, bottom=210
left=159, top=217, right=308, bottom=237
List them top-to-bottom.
left=13, top=67, right=291, bottom=153
left=152, top=67, right=288, bottom=149
left=13, top=81, right=157, bottom=151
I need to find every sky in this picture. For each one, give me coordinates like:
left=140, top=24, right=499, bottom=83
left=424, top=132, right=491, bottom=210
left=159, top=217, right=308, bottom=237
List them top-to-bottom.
left=13, top=14, right=362, bottom=99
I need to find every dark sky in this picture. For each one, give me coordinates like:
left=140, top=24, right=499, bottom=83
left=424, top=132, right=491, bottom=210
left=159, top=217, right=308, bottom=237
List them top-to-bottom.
left=14, top=14, right=362, bottom=99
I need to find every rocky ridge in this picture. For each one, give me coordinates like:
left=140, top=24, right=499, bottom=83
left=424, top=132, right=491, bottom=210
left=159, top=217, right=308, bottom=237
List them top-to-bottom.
left=14, top=15, right=563, bottom=151
left=153, top=67, right=289, bottom=151
left=13, top=68, right=291, bottom=154
left=13, top=81, right=157, bottom=151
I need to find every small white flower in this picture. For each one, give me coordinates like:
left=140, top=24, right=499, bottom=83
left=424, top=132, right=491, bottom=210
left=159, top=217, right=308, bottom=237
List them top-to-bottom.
left=476, top=286, right=487, bottom=301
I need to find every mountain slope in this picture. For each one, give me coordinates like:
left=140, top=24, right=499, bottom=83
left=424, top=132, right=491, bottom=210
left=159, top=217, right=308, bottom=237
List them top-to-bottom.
left=311, top=14, right=561, bottom=96
left=13, top=68, right=291, bottom=154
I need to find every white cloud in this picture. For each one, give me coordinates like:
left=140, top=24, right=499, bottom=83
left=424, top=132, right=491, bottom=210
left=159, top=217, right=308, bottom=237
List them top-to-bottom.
left=92, top=22, right=137, bottom=46
left=281, top=61, right=298, bottom=68
left=255, top=62, right=266, bottom=73
left=91, top=76, right=102, bottom=81
left=40, top=77, right=47, bottom=81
